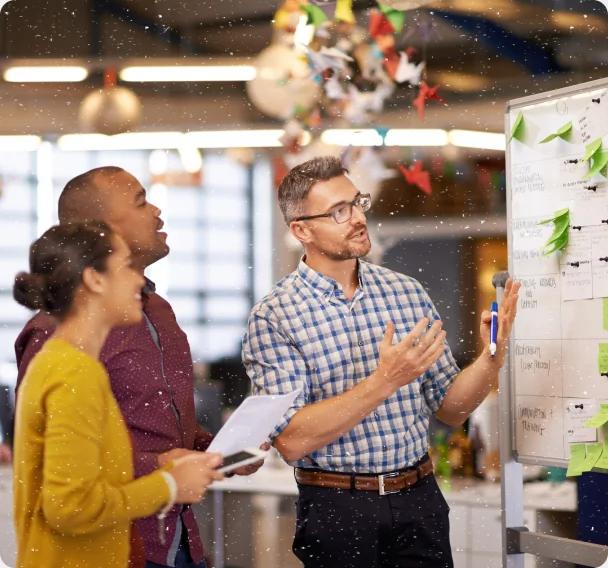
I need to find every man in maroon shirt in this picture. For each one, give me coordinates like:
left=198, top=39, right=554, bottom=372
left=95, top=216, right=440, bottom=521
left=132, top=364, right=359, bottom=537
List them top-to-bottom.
left=15, top=166, right=257, bottom=568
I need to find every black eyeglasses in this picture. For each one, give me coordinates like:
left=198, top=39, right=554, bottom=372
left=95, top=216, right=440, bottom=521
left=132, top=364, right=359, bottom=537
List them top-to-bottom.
left=292, top=193, right=372, bottom=224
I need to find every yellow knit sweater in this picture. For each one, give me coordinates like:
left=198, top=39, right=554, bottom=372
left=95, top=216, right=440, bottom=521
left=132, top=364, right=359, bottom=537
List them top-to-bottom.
left=13, top=338, right=170, bottom=568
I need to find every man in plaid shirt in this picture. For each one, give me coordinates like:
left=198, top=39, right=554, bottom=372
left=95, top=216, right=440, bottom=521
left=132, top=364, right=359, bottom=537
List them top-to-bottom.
left=243, top=156, right=520, bottom=568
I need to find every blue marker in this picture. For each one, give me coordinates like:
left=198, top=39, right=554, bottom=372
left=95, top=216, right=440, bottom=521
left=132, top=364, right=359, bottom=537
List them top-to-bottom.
left=489, top=301, right=498, bottom=357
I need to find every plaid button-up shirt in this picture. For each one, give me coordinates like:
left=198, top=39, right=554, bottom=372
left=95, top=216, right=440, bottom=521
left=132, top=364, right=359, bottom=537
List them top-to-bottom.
left=243, top=259, right=460, bottom=473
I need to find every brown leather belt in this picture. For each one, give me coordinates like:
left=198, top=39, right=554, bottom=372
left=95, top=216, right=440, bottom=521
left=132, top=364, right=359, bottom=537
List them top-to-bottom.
left=295, top=456, right=434, bottom=496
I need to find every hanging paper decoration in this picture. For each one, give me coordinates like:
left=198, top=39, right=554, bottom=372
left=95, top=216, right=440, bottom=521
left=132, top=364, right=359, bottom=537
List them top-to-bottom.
left=310, top=0, right=337, bottom=18
left=335, top=0, right=356, bottom=24
left=380, top=0, right=433, bottom=9
left=252, top=1, right=435, bottom=147
left=302, top=3, right=329, bottom=26
left=378, top=3, right=406, bottom=32
left=369, top=11, right=396, bottom=38
left=247, top=44, right=320, bottom=120
left=394, top=51, right=424, bottom=84
left=413, top=81, right=444, bottom=120
left=509, top=112, right=525, bottom=142
left=539, top=121, right=572, bottom=144
left=581, top=138, right=608, bottom=179
left=398, top=161, right=432, bottom=195
left=539, top=208, right=570, bottom=256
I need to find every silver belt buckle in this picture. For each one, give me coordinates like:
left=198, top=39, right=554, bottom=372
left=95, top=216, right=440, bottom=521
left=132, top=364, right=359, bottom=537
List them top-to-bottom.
left=378, top=472, right=400, bottom=495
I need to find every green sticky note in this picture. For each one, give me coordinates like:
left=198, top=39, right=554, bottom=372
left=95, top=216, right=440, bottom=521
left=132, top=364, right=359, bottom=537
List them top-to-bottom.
left=378, top=3, right=406, bottom=33
left=302, top=4, right=328, bottom=26
left=510, top=111, right=525, bottom=142
left=539, top=121, right=573, bottom=144
left=582, top=138, right=603, bottom=162
left=583, top=151, right=608, bottom=180
left=539, top=208, right=570, bottom=255
left=603, top=298, right=608, bottom=331
left=600, top=344, right=608, bottom=375
left=583, top=403, right=608, bottom=428
left=582, top=442, right=604, bottom=472
left=595, top=442, right=608, bottom=470
left=566, top=443, right=587, bottom=477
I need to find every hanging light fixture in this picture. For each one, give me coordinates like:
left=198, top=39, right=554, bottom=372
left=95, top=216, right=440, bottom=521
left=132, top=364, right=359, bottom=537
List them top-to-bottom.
left=79, top=68, right=142, bottom=135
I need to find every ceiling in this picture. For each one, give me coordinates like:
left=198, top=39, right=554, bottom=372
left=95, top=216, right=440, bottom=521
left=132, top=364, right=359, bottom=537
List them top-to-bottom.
left=0, top=0, right=607, bottom=133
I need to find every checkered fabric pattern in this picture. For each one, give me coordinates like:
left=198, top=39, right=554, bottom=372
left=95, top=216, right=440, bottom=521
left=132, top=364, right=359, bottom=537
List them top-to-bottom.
left=242, top=259, right=460, bottom=473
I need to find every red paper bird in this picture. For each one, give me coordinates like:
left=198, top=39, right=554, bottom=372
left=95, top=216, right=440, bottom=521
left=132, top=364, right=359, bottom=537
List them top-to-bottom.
left=369, top=11, right=395, bottom=38
left=413, top=81, right=445, bottom=120
left=398, top=161, right=432, bottom=195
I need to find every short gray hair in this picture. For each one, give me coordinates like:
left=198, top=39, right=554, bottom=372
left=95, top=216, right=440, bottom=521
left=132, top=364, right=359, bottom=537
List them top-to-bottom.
left=278, top=156, right=347, bottom=224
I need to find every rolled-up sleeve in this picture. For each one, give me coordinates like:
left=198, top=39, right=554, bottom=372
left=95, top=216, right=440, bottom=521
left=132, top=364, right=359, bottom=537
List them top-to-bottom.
left=419, top=291, right=460, bottom=413
left=242, top=313, right=311, bottom=438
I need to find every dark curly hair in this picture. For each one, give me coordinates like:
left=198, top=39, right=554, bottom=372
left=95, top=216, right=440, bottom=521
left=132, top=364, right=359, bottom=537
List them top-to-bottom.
left=13, top=222, right=115, bottom=319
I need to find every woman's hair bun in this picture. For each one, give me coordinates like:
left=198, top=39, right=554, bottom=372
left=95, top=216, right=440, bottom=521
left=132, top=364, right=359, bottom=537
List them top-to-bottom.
left=13, top=272, right=48, bottom=311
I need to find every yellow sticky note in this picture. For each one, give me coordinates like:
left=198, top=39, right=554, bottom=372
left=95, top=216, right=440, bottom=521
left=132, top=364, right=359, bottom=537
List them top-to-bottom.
left=583, top=403, right=608, bottom=428
left=582, top=442, right=604, bottom=472
left=594, top=442, right=608, bottom=470
left=566, top=443, right=586, bottom=477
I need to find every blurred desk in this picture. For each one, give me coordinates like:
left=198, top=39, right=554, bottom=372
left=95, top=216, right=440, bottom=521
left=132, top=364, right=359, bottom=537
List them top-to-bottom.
left=209, top=464, right=577, bottom=568
left=0, top=466, right=15, bottom=568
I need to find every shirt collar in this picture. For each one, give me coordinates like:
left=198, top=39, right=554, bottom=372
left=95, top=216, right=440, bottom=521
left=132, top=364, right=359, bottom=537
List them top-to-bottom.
left=297, top=257, right=368, bottom=300
left=142, top=277, right=156, bottom=298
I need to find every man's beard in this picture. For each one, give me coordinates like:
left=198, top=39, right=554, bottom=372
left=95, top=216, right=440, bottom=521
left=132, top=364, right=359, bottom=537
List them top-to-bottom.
left=318, top=228, right=372, bottom=261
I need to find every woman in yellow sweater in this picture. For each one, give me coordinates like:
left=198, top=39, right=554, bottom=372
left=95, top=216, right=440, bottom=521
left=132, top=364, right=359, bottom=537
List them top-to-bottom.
left=12, top=222, right=223, bottom=568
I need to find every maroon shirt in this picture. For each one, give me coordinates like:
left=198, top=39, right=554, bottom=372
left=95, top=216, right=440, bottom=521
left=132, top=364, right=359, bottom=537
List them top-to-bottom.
left=15, top=281, right=213, bottom=567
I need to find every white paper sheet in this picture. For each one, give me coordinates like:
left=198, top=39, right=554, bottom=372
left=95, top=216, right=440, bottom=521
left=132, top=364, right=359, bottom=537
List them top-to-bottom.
left=577, top=89, right=608, bottom=144
left=571, top=198, right=608, bottom=227
left=511, top=218, right=560, bottom=276
left=592, top=226, right=608, bottom=298
left=559, top=227, right=593, bottom=301
left=514, top=275, right=562, bottom=339
left=561, top=297, right=608, bottom=340
left=563, top=339, right=608, bottom=399
left=513, top=340, right=563, bottom=397
left=207, top=390, right=301, bottom=455
left=515, top=395, right=565, bottom=459
left=564, top=398, right=598, bottom=443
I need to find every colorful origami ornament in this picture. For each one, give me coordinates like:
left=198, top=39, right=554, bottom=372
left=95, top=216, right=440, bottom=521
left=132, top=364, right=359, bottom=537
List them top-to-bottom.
left=335, top=0, right=356, bottom=23
left=302, top=3, right=329, bottom=26
left=378, top=3, right=406, bottom=33
left=369, top=11, right=396, bottom=38
left=307, top=46, right=353, bottom=76
left=393, top=51, right=425, bottom=84
left=412, top=81, right=444, bottom=120
left=398, top=160, right=432, bottom=195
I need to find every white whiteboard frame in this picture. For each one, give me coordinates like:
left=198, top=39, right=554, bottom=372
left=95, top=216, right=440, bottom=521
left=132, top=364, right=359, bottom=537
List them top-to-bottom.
left=505, top=76, right=608, bottom=468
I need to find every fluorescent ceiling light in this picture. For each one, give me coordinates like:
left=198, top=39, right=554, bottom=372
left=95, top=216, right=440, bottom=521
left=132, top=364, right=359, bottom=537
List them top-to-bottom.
left=120, top=65, right=256, bottom=82
left=4, top=66, right=88, bottom=82
left=321, top=129, right=384, bottom=147
left=385, top=129, right=448, bottom=146
left=449, top=129, right=505, bottom=151
left=58, top=130, right=294, bottom=151
left=185, top=130, right=286, bottom=148
left=58, top=132, right=184, bottom=151
left=0, top=135, right=42, bottom=151
left=178, top=145, right=203, bottom=173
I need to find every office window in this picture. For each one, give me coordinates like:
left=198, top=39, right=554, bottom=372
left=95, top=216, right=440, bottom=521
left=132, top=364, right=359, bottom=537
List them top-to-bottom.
left=0, top=146, right=272, bottom=384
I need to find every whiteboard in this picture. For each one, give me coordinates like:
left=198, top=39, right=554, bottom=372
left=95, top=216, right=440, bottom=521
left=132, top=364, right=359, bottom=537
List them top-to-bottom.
left=506, top=78, right=608, bottom=467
